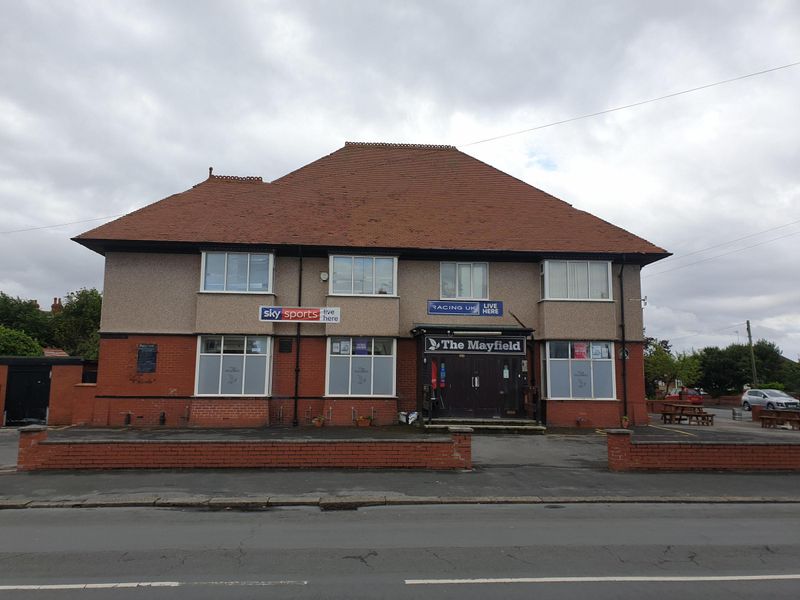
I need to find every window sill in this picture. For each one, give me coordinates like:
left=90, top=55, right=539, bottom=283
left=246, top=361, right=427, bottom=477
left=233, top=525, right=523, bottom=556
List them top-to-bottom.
left=198, top=291, right=275, bottom=296
left=327, top=294, right=399, bottom=299
left=437, top=297, right=490, bottom=302
left=538, top=298, right=614, bottom=303
left=193, top=394, right=272, bottom=398
left=324, top=395, right=398, bottom=399
left=546, top=398, right=620, bottom=402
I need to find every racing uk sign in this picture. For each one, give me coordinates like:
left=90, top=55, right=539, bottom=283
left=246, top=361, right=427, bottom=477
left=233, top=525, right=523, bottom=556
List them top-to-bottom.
left=259, top=306, right=341, bottom=323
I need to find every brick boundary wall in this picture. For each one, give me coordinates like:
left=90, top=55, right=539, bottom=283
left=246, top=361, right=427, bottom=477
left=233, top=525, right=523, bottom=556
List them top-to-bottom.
left=17, top=426, right=472, bottom=471
left=607, top=429, right=800, bottom=471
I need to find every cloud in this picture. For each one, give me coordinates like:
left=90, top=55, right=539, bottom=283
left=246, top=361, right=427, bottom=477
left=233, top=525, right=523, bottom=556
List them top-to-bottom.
left=1, top=0, right=798, bottom=358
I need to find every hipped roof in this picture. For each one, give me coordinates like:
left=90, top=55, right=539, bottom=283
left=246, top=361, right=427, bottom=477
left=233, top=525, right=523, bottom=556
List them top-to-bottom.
left=74, top=142, right=669, bottom=263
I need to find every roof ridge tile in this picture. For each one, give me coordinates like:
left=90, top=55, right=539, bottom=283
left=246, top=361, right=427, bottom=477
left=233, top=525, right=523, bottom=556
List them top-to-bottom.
left=345, top=141, right=456, bottom=150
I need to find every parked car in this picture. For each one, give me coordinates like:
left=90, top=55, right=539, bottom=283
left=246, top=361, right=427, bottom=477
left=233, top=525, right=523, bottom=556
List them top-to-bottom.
left=664, top=388, right=704, bottom=405
left=741, top=389, right=800, bottom=411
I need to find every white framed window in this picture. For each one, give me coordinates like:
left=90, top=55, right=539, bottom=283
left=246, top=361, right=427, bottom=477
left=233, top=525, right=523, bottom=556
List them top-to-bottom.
left=201, top=252, right=273, bottom=293
left=329, top=256, right=397, bottom=296
left=541, top=260, right=611, bottom=300
left=440, top=262, right=488, bottom=299
left=196, top=335, right=272, bottom=396
left=326, top=337, right=396, bottom=397
left=545, top=341, right=616, bottom=399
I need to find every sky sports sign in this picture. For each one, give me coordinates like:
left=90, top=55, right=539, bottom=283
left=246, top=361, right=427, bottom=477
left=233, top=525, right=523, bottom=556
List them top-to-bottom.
left=427, top=300, right=503, bottom=317
left=259, top=306, right=341, bottom=323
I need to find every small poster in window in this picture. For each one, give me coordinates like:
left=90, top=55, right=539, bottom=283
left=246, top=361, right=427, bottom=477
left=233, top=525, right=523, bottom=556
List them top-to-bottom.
left=354, top=338, right=370, bottom=355
left=340, top=340, right=351, bottom=354
left=332, top=342, right=340, bottom=354
left=573, top=342, right=588, bottom=359
left=591, top=344, right=609, bottom=359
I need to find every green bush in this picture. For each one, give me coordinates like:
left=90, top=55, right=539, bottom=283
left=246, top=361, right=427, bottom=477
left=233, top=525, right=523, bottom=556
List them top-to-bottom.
left=0, top=325, right=43, bottom=356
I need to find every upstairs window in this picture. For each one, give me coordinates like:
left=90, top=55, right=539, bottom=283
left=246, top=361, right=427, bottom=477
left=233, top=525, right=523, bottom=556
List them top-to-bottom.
left=202, top=252, right=272, bottom=293
left=330, top=256, right=396, bottom=295
left=542, top=261, right=611, bottom=300
left=440, top=262, right=488, bottom=299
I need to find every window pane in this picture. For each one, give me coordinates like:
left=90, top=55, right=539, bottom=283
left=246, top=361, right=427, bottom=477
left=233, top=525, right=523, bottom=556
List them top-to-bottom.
left=203, top=253, right=225, bottom=291
left=226, top=254, right=248, bottom=291
left=248, top=254, right=270, bottom=292
left=332, top=257, right=352, bottom=294
left=353, top=257, right=374, bottom=294
left=375, top=258, right=394, bottom=294
left=548, top=261, right=568, bottom=298
left=569, top=262, right=589, bottom=299
left=589, top=262, right=609, bottom=299
left=441, top=263, right=457, bottom=298
left=473, top=263, right=488, bottom=298
left=457, top=264, right=472, bottom=298
left=202, top=336, right=222, bottom=354
left=223, top=336, right=245, bottom=354
left=247, top=336, right=268, bottom=354
left=331, top=337, right=350, bottom=355
left=353, top=337, right=372, bottom=355
left=373, top=338, right=393, bottom=356
left=549, top=341, right=570, bottom=359
left=571, top=342, right=590, bottom=359
left=591, top=342, right=612, bottom=360
left=197, top=355, right=221, bottom=394
left=221, top=355, right=244, bottom=394
left=244, top=356, right=267, bottom=395
left=328, top=356, right=350, bottom=394
left=373, top=356, right=393, bottom=395
left=350, top=357, right=372, bottom=394
left=549, top=360, right=570, bottom=397
left=571, top=360, right=592, bottom=398
left=592, top=361, right=613, bottom=398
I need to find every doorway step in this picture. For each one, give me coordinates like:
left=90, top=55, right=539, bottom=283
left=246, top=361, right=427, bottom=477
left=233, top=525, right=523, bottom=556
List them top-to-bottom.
left=424, top=418, right=546, bottom=434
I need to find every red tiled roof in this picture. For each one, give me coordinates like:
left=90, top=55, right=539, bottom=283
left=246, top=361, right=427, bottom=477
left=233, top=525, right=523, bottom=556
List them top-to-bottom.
left=75, top=143, right=668, bottom=260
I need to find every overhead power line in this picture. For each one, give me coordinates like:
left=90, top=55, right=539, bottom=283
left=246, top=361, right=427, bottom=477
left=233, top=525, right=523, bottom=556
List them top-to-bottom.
left=460, top=59, right=800, bottom=147
left=0, top=215, right=124, bottom=235
left=644, top=229, right=800, bottom=278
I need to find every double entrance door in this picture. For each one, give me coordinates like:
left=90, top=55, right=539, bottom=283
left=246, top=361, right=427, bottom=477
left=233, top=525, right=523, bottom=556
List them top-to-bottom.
left=429, top=354, right=524, bottom=418
left=4, top=365, right=51, bottom=425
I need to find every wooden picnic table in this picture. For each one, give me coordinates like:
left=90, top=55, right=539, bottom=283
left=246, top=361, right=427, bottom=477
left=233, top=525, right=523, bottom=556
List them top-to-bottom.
left=661, top=403, right=714, bottom=426
left=760, top=409, right=800, bottom=430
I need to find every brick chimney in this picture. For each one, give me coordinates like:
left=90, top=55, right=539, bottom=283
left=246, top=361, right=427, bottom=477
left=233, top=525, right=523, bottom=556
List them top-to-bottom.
left=51, top=297, right=63, bottom=313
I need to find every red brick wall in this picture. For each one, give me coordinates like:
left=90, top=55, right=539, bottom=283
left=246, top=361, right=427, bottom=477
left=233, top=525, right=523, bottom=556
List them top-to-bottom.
left=97, top=336, right=197, bottom=397
left=271, top=336, right=326, bottom=398
left=396, top=338, right=417, bottom=413
left=619, top=342, right=648, bottom=425
left=0, top=364, right=7, bottom=421
left=47, top=365, right=84, bottom=425
left=190, top=398, right=269, bottom=427
left=546, top=400, right=622, bottom=428
left=17, top=427, right=472, bottom=471
left=607, top=430, right=800, bottom=471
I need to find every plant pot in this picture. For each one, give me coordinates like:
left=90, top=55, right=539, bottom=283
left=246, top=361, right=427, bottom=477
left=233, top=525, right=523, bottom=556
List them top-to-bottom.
left=356, top=417, right=372, bottom=427
left=312, top=419, right=324, bottom=428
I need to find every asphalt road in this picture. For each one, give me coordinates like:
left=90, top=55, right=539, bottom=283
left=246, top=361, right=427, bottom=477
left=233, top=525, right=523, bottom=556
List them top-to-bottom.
left=1, top=503, right=799, bottom=599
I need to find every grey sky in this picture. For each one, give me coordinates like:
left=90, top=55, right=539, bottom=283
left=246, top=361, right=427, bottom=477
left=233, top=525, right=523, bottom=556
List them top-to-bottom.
left=1, top=0, right=798, bottom=359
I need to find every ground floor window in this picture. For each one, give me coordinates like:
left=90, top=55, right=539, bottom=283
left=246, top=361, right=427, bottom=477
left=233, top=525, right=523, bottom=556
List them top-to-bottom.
left=196, top=335, right=271, bottom=396
left=327, top=337, right=395, bottom=396
left=545, top=341, right=615, bottom=399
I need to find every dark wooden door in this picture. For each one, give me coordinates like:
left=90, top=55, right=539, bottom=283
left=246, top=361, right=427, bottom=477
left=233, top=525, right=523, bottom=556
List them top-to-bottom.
left=437, top=354, right=474, bottom=417
left=5, top=366, right=51, bottom=425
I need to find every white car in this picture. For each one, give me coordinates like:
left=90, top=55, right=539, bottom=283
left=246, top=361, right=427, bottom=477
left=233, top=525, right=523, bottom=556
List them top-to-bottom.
left=741, top=389, right=800, bottom=411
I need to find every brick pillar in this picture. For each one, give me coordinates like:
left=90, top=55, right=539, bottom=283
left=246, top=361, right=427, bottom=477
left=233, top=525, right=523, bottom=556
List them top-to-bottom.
left=17, top=425, right=48, bottom=472
left=449, top=426, right=473, bottom=469
left=606, top=428, right=633, bottom=472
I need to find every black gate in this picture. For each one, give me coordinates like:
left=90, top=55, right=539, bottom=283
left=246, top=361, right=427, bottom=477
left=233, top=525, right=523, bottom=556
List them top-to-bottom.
left=5, top=365, right=51, bottom=425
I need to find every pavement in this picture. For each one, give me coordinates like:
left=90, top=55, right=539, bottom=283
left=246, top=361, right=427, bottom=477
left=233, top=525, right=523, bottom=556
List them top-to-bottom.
left=1, top=406, right=799, bottom=510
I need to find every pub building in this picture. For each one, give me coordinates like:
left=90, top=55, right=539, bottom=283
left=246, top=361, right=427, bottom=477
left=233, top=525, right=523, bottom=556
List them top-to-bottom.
left=59, top=142, right=668, bottom=431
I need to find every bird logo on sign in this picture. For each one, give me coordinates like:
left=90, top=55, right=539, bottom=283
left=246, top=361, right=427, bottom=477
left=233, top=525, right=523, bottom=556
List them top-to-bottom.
left=426, top=337, right=441, bottom=352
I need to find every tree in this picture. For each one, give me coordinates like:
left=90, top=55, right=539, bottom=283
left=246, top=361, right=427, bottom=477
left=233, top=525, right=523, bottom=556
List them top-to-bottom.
left=52, top=289, right=102, bottom=359
left=0, top=292, right=54, bottom=346
left=0, top=325, right=43, bottom=356
left=644, top=340, right=674, bottom=397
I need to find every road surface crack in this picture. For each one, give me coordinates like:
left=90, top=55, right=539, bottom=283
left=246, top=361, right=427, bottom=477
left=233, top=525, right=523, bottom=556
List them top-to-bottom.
left=424, top=548, right=457, bottom=570
left=342, top=550, right=377, bottom=567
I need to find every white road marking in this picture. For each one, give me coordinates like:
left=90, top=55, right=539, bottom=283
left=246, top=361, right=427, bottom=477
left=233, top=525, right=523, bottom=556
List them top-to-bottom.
left=405, top=574, right=800, bottom=585
left=0, top=580, right=307, bottom=591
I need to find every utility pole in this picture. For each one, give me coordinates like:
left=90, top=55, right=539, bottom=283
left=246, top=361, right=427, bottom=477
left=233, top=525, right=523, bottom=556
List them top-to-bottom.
left=746, top=320, right=758, bottom=386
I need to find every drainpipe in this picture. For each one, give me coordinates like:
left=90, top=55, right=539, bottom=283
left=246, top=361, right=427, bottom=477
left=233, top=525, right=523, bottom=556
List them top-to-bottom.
left=292, top=247, right=303, bottom=427
left=618, top=258, right=628, bottom=420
